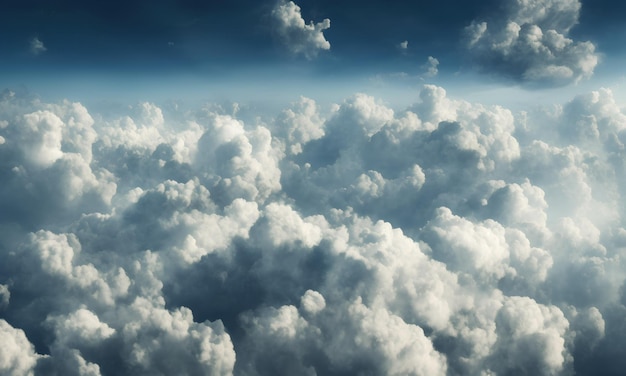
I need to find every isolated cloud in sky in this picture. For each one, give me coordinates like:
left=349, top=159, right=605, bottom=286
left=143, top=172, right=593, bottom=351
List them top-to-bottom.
left=272, top=0, right=331, bottom=59
left=465, top=0, right=598, bottom=85
left=29, top=37, right=46, bottom=55
left=422, top=56, right=439, bottom=77
left=1, top=81, right=626, bottom=375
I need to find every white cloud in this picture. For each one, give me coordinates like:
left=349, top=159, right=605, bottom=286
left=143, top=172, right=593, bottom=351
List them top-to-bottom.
left=272, top=0, right=331, bottom=59
left=465, top=0, right=598, bottom=85
left=30, top=37, right=46, bottom=55
left=399, top=40, right=409, bottom=50
left=422, top=56, right=439, bottom=77
left=1, top=83, right=626, bottom=374
left=273, top=96, right=326, bottom=155
left=194, top=113, right=282, bottom=204
left=422, top=206, right=552, bottom=285
left=0, top=284, right=10, bottom=309
left=300, top=289, right=326, bottom=315
left=239, top=296, right=448, bottom=376
left=488, top=296, right=571, bottom=374
left=47, top=308, right=115, bottom=346
left=0, top=320, right=41, bottom=376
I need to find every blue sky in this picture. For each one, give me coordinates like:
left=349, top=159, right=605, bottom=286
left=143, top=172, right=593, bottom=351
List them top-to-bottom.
left=3, top=0, right=626, bottom=105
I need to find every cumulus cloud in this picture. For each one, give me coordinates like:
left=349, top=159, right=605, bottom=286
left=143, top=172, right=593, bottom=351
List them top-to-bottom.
left=272, top=0, right=331, bottom=59
left=465, top=0, right=598, bottom=85
left=30, top=37, right=46, bottom=55
left=422, top=56, right=439, bottom=77
left=1, top=82, right=626, bottom=374
left=0, top=284, right=9, bottom=309
left=488, top=296, right=571, bottom=375
left=0, top=320, right=40, bottom=376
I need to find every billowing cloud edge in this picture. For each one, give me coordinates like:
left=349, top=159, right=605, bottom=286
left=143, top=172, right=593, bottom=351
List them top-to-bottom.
left=271, top=0, right=331, bottom=59
left=464, top=0, right=599, bottom=86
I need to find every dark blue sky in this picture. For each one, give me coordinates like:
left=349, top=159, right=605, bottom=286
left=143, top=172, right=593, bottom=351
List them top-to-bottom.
left=1, top=0, right=625, bottom=104
left=1, top=0, right=479, bottom=71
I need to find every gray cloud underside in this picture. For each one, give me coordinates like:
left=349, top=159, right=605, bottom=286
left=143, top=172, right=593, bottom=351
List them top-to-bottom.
left=1, top=84, right=626, bottom=375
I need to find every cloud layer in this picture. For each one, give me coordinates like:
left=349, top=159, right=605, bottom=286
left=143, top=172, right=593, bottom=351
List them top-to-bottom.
left=465, top=0, right=598, bottom=85
left=1, top=83, right=626, bottom=375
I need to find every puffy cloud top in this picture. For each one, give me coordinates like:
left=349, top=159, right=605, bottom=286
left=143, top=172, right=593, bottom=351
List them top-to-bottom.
left=272, top=0, right=331, bottom=59
left=465, top=0, right=598, bottom=85
left=423, top=56, right=439, bottom=78
left=1, top=83, right=626, bottom=374
left=0, top=320, right=40, bottom=376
